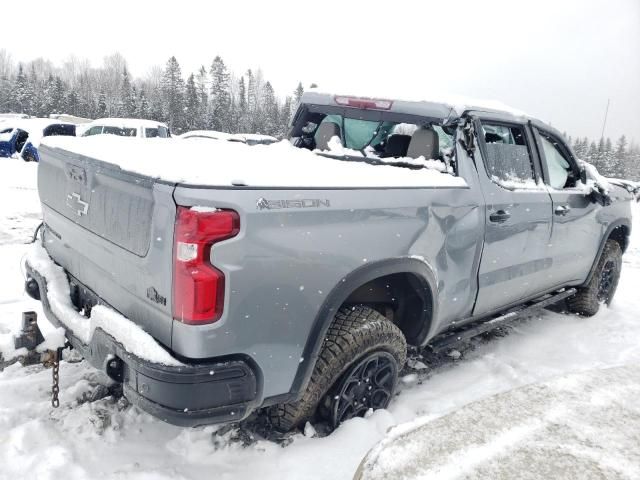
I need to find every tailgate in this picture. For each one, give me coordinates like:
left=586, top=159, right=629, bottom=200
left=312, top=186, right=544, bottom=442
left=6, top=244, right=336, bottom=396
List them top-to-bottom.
left=37, top=144, right=177, bottom=347
left=38, top=147, right=154, bottom=256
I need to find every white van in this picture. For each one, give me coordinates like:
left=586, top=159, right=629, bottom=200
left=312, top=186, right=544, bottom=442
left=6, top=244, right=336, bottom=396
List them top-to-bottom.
left=81, top=118, right=170, bottom=138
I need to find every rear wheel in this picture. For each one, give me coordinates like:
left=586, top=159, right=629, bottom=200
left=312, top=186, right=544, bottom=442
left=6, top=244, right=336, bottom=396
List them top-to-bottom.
left=567, top=240, right=622, bottom=316
left=268, top=305, right=407, bottom=432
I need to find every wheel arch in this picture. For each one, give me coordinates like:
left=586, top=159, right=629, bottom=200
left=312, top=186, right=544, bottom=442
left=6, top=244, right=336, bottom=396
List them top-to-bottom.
left=584, top=220, right=630, bottom=285
left=287, top=257, right=438, bottom=401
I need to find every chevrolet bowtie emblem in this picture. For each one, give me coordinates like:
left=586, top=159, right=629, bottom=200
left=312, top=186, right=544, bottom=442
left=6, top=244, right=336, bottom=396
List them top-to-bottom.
left=66, top=192, right=89, bottom=217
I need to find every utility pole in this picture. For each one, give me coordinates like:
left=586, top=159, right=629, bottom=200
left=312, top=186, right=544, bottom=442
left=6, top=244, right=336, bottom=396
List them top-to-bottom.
left=600, top=98, right=610, bottom=139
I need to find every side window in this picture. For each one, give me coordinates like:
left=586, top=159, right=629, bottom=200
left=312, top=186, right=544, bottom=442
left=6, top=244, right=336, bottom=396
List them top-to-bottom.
left=481, top=123, right=535, bottom=188
left=84, top=126, right=103, bottom=136
left=145, top=128, right=159, bottom=138
left=15, top=129, right=29, bottom=152
left=538, top=134, right=575, bottom=189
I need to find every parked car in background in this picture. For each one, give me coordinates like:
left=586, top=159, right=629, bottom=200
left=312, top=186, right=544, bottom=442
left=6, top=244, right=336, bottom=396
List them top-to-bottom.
left=48, top=114, right=93, bottom=125
left=82, top=118, right=170, bottom=138
left=0, top=119, right=76, bottom=161
left=179, top=130, right=236, bottom=141
left=180, top=130, right=278, bottom=145
left=233, top=133, right=278, bottom=145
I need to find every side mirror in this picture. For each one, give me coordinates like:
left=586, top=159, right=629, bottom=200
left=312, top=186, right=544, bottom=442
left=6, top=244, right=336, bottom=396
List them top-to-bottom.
left=579, top=167, right=587, bottom=184
left=589, top=185, right=612, bottom=207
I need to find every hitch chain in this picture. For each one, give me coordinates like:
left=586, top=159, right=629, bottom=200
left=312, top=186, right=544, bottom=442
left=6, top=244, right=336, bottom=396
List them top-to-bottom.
left=43, top=348, right=63, bottom=408
left=51, top=349, right=61, bottom=408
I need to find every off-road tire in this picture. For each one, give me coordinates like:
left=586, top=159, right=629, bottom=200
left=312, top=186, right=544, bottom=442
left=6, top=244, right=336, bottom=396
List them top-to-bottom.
left=566, top=240, right=622, bottom=316
left=268, top=305, right=407, bottom=432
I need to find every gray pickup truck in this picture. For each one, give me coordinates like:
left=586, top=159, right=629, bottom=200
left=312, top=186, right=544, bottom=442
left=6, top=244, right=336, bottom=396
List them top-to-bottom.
left=25, top=91, right=632, bottom=432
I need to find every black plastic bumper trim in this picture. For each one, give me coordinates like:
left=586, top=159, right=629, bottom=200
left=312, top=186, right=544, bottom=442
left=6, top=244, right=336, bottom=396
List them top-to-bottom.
left=25, top=261, right=259, bottom=427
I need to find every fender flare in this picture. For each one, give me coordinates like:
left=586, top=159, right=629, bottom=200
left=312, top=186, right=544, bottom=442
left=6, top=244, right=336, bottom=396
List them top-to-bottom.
left=584, top=219, right=631, bottom=285
left=287, top=257, right=438, bottom=401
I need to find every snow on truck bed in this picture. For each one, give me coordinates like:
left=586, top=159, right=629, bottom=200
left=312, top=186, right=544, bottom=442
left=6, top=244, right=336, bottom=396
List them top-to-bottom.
left=40, top=136, right=467, bottom=188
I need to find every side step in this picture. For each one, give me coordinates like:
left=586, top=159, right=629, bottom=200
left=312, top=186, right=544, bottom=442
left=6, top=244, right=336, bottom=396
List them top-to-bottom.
left=428, top=288, right=577, bottom=354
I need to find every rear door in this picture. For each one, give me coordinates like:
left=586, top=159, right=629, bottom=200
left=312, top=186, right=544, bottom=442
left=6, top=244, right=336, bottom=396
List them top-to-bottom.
left=472, top=116, right=554, bottom=316
left=531, top=127, right=600, bottom=285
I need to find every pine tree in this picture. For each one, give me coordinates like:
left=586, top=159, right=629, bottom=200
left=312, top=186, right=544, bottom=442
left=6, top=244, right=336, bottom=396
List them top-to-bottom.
left=161, top=56, right=185, bottom=132
left=209, top=56, right=231, bottom=131
left=12, top=65, right=33, bottom=114
left=120, top=66, right=136, bottom=117
left=195, top=66, right=209, bottom=128
left=246, top=69, right=257, bottom=114
left=184, top=73, right=200, bottom=130
left=0, top=75, right=11, bottom=112
left=237, top=76, right=249, bottom=132
left=238, top=76, right=247, bottom=113
left=51, top=77, right=67, bottom=114
left=261, top=81, right=279, bottom=136
left=293, top=81, right=304, bottom=106
left=136, top=88, right=149, bottom=119
left=66, top=89, right=79, bottom=116
left=97, top=90, right=107, bottom=117
left=279, top=96, right=292, bottom=137
left=615, top=135, right=630, bottom=179
left=616, top=135, right=628, bottom=159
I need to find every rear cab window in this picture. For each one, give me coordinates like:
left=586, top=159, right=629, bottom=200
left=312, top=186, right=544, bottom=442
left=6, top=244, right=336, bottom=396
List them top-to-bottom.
left=290, top=105, right=457, bottom=175
left=479, top=122, right=538, bottom=189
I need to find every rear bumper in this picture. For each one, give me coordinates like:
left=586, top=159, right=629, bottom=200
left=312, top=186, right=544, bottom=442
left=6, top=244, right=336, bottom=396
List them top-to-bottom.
left=25, top=262, right=260, bottom=427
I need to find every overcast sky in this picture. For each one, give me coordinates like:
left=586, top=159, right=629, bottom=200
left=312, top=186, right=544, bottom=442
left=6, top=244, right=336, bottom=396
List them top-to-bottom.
left=2, top=0, right=639, bottom=142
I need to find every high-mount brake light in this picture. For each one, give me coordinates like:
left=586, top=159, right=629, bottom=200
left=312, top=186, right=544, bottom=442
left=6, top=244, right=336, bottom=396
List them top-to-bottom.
left=334, top=95, right=393, bottom=110
left=173, top=207, right=239, bottom=325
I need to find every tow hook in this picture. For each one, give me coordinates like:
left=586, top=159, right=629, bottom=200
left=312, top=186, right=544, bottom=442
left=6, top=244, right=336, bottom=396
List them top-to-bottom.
left=25, top=277, right=41, bottom=301
left=0, top=311, right=67, bottom=408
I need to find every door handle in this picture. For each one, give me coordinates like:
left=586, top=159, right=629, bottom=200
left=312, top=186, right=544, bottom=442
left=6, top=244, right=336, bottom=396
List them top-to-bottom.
left=554, top=205, right=571, bottom=216
left=489, top=210, right=511, bottom=223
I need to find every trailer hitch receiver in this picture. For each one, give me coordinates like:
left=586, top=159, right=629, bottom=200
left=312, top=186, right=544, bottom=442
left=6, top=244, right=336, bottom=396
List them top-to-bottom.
left=1, top=312, right=66, bottom=407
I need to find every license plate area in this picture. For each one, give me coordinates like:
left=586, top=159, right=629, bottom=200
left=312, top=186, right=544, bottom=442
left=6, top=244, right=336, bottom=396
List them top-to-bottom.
left=68, top=274, right=103, bottom=317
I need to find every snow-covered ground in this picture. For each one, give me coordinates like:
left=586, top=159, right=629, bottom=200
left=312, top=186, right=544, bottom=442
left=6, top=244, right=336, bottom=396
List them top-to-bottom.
left=0, top=159, right=639, bottom=480
left=358, top=365, right=640, bottom=479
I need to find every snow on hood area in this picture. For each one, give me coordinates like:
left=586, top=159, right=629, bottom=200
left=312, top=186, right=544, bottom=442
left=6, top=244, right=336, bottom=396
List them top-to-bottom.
left=0, top=131, right=14, bottom=142
left=41, top=135, right=467, bottom=188
left=0, top=161, right=639, bottom=479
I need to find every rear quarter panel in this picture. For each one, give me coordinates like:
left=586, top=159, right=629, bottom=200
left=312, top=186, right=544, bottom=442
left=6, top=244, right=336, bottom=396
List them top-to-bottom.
left=173, top=172, right=484, bottom=399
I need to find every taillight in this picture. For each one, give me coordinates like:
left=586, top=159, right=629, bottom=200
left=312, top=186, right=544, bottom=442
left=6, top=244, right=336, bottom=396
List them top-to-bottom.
left=334, top=95, right=393, bottom=110
left=173, top=207, right=239, bottom=324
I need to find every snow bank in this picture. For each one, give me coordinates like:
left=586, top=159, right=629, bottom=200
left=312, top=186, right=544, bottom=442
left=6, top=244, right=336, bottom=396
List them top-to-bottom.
left=40, top=135, right=467, bottom=188
left=25, top=243, right=181, bottom=366
left=0, top=333, right=28, bottom=363
left=357, top=364, right=640, bottom=480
